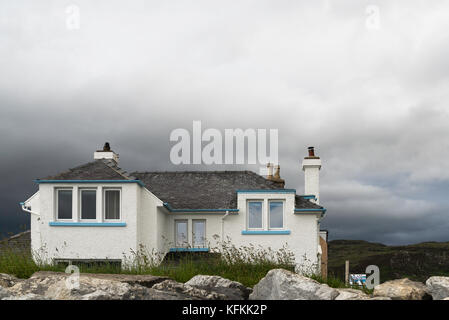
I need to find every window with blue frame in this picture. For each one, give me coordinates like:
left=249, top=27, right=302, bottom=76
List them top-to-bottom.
left=57, top=189, right=73, bottom=220
left=248, top=201, right=263, bottom=229
left=269, top=201, right=284, bottom=229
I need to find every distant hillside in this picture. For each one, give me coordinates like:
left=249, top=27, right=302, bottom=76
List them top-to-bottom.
left=328, top=239, right=449, bottom=282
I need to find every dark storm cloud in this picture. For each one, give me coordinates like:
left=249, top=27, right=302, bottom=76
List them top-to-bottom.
left=1, top=0, right=449, bottom=243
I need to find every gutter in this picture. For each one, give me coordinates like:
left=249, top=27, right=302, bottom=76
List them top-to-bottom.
left=19, top=202, right=40, bottom=216
left=163, top=202, right=238, bottom=213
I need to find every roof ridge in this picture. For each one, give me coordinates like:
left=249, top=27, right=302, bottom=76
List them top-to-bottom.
left=101, top=160, right=136, bottom=180
left=132, top=170, right=260, bottom=174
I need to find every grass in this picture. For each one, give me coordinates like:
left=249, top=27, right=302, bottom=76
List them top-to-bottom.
left=3, top=238, right=381, bottom=291
left=0, top=239, right=298, bottom=288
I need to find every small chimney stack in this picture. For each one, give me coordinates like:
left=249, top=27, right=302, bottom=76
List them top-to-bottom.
left=94, top=142, right=119, bottom=164
left=302, top=146, right=322, bottom=204
left=266, top=163, right=285, bottom=188
left=267, top=163, right=273, bottom=179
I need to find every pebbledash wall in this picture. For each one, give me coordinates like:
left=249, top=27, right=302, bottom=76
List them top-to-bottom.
left=27, top=183, right=322, bottom=271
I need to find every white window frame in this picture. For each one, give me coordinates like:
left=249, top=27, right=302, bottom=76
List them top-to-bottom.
left=55, top=188, right=73, bottom=221
left=79, top=188, right=97, bottom=221
left=103, top=188, right=122, bottom=221
left=247, top=200, right=264, bottom=230
left=268, top=200, right=285, bottom=230
left=175, top=219, right=189, bottom=248
left=192, top=219, right=207, bottom=248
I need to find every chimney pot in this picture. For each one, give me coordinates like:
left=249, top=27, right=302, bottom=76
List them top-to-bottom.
left=103, top=142, right=111, bottom=151
left=308, top=146, right=315, bottom=157
left=266, top=163, right=273, bottom=179
left=274, top=165, right=281, bottom=179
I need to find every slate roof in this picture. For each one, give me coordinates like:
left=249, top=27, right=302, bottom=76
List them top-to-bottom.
left=41, top=160, right=137, bottom=181
left=39, top=162, right=322, bottom=210
left=132, top=171, right=323, bottom=210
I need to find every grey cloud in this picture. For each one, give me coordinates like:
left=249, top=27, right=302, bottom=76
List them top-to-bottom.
left=1, top=0, right=449, bottom=243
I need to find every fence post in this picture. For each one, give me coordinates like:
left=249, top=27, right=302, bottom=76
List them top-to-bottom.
left=345, top=260, right=349, bottom=285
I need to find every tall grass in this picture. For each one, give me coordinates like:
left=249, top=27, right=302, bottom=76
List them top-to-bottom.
left=0, top=238, right=296, bottom=287
left=1, top=238, right=361, bottom=290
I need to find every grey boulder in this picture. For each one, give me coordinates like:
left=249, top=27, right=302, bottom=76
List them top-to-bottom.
left=249, top=269, right=339, bottom=300
left=0, top=273, right=22, bottom=288
left=185, top=275, right=251, bottom=300
left=426, top=276, right=449, bottom=300
left=374, top=278, right=431, bottom=300
left=152, top=279, right=227, bottom=300
left=335, top=288, right=370, bottom=300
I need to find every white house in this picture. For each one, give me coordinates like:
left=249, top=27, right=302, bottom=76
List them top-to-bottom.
left=20, top=143, right=327, bottom=274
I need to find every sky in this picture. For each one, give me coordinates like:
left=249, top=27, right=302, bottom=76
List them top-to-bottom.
left=1, top=0, right=449, bottom=244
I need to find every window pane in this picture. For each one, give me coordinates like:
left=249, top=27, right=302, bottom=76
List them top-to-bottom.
left=58, top=190, right=72, bottom=219
left=81, top=190, right=96, bottom=219
left=105, top=190, right=120, bottom=219
left=248, top=201, right=263, bottom=229
left=269, top=201, right=283, bottom=228
left=192, top=220, right=206, bottom=247
left=176, top=221, right=188, bottom=247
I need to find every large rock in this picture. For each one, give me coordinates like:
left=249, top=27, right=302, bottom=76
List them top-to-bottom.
left=249, top=269, right=339, bottom=300
left=29, top=271, right=168, bottom=288
left=7, top=272, right=188, bottom=300
left=7, top=272, right=65, bottom=297
left=0, top=273, right=21, bottom=288
left=186, top=275, right=251, bottom=300
left=426, top=276, right=449, bottom=300
left=373, top=278, right=431, bottom=300
left=152, top=279, right=227, bottom=300
left=0, top=286, right=13, bottom=299
left=335, top=288, right=370, bottom=300
left=3, top=293, right=48, bottom=300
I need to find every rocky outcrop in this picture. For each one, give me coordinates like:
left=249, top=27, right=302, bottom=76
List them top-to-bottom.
left=4, top=269, right=447, bottom=300
left=249, top=269, right=339, bottom=300
left=31, top=271, right=168, bottom=288
left=1, top=272, right=247, bottom=300
left=6, top=272, right=170, bottom=300
left=0, top=273, right=21, bottom=288
left=185, top=275, right=252, bottom=300
left=425, top=276, right=449, bottom=300
left=373, top=278, right=431, bottom=300
left=153, top=279, right=228, bottom=300
left=0, top=286, right=12, bottom=299
left=335, top=288, right=370, bottom=300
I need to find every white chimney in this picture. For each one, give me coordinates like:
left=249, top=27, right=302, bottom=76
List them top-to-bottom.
left=94, top=142, right=119, bottom=163
left=302, top=146, right=322, bottom=204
